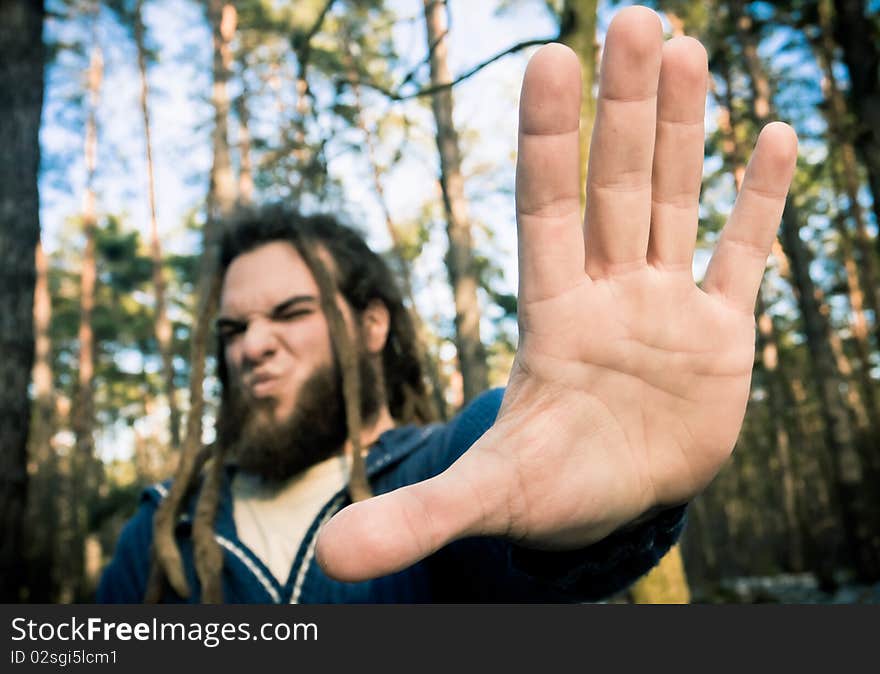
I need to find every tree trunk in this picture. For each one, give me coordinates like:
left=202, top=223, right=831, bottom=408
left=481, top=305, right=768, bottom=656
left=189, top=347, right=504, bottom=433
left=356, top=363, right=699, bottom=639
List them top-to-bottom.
left=0, top=0, right=44, bottom=603
left=135, top=0, right=180, bottom=450
left=182, top=0, right=237, bottom=456
left=208, top=0, right=237, bottom=221
left=423, top=0, right=488, bottom=405
left=558, top=0, right=598, bottom=208
left=816, top=0, right=880, bottom=410
left=832, top=0, right=880, bottom=239
left=288, top=1, right=334, bottom=185
left=735, top=1, right=880, bottom=581
left=341, top=38, right=448, bottom=420
left=62, top=40, right=104, bottom=603
left=716, top=66, right=803, bottom=571
left=293, top=73, right=310, bottom=169
left=236, top=83, right=254, bottom=207
left=778, top=204, right=880, bottom=579
left=768, top=235, right=856, bottom=583
left=24, top=241, right=59, bottom=601
left=31, top=241, right=54, bottom=480
left=816, top=271, right=880, bottom=481
left=756, top=292, right=804, bottom=571
left=689, top=495, right=719, bottom=583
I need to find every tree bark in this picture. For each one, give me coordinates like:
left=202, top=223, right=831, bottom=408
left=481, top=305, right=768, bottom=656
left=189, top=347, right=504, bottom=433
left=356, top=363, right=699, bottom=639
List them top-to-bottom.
left=0, top=0, right=44, bottom=603
left=135, top=0, right=180, bottom=450
left=182, top=0, right=237, bottom=456
left=423, top=0, right=488, bottom=405
left=558, top=0, right=598, bottom=208
left=735, top=0, right=880, bottom=581
left=816, top=0, right=880, bottom=407
left=832, top=0, right=880, bottom=240
left=208, top=1, right=237, bottom=221
left=340, top=38, right=448, bottom=420
left=61, top=39, right=104, bottom=603
left=714, top=60, right=801, bottom=552
left=236, top=83, right=254, bottom=207
left=778, top=204, right=880, bottom=579
left=25, top=241, right=59, bottom=601
left=30, top=242, right=54, bottom=471
left=756, top=292, right=804, bottom=571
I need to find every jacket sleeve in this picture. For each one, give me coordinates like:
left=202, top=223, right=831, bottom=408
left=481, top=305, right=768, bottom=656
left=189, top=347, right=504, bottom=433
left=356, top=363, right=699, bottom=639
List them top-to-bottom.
left=430, top=387, right=688, bottom=602
left=94, top=502, right=155, bottom=603
left=505, top=504, right=687, bottom=601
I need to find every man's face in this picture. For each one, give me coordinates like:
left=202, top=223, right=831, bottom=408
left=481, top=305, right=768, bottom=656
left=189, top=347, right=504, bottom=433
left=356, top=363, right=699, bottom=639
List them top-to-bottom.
left=216, top=240, right=385, bottom=481
left=218, top=241, right=335, bottom=426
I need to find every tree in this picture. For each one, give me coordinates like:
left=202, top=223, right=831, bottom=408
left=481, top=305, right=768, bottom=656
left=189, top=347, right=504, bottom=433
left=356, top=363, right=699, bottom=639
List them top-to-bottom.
left=0, top=0, right=45, bottom=602
left=133, top=0, right=182, bottom=450
left=148, top=0, right=240, bottom=603
left=184, top=0, right=237, bottom=458
left=423, top=0, right=489, bottom=404
left=558, top=0, right=598, bottom=205
left=733, top=0, right=880, bottom=582
left=811, top=0, right=880, bottom=415
left=832, top=0, right=880, bottom=237
left=338, top=27, right=448, bottom=420
left=62, top=35, right=104, bottom=603
left=24, top=241, right=60, bottom=601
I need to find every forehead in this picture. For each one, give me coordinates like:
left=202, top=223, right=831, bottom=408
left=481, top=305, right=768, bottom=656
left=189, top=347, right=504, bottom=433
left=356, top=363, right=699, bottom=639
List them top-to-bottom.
left=220, top=241, right=318, bottom=315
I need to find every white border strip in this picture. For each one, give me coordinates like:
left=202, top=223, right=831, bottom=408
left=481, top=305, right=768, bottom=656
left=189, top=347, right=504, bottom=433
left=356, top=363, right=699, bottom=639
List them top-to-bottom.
left=290, top=495, right=346, bottom=604
left=215, top=534, right=281, bottom=603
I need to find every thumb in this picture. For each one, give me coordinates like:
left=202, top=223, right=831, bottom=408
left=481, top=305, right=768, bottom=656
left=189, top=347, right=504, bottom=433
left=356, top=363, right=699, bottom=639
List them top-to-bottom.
left=315, top=450, right=507, bottom=582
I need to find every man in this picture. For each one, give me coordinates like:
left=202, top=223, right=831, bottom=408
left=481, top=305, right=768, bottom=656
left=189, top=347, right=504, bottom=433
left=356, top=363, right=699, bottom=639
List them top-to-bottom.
left=97, top=6, right=797, bottom=603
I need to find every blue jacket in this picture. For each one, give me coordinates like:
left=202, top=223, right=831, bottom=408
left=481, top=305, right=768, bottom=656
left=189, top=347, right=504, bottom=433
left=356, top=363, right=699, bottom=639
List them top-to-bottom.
left=96, top=388, right=687, bottom=603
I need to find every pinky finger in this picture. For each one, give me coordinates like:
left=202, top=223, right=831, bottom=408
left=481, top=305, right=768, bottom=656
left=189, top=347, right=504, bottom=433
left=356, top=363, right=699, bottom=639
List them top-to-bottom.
left=702, top=122, right=798, bottom=314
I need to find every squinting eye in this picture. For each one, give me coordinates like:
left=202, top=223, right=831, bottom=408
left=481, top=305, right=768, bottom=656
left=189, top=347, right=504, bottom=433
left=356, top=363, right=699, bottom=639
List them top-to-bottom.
left=277, top=309, right=311, bottom=321
left=219, top=325, right=245, bottom=341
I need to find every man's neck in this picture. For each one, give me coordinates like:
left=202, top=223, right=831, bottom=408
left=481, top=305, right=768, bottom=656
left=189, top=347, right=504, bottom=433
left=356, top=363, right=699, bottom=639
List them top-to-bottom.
left=347, top=404, right=395, bottom=457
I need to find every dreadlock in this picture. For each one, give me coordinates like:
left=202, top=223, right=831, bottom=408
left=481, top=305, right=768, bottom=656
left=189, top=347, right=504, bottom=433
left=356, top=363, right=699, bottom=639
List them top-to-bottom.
left=144, top=204, right=436, bottom=603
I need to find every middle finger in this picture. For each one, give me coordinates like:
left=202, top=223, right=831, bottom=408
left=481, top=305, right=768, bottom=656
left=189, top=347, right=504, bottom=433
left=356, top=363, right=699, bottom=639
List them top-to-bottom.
left=584, top=6, right=663, bottom=278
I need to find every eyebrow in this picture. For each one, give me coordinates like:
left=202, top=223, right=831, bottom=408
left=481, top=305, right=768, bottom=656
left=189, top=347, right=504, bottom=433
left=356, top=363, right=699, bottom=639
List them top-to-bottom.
left=215, top=294, right=318, bottom=330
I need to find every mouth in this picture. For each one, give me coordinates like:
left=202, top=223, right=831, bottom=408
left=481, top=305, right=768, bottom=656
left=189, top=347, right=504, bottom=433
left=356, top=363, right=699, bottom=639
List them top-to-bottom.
left=247, top=372, right=279, bottom=397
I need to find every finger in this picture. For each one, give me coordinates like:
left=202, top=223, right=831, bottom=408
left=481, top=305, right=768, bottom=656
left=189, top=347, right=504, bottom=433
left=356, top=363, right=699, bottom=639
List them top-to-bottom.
left=584, top=6, right=663, bottom=277
left=647, top=37, right=708, bottom=271
left=515, top=43, right=586, bottom=303
left=702, top=122, right=798, bottom=313
left=315, top=448, right=507, bottom=582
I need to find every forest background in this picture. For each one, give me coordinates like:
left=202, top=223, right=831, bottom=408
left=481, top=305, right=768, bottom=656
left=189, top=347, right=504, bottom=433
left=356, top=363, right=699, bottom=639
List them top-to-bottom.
left=1, top=0, right=879, bottom=604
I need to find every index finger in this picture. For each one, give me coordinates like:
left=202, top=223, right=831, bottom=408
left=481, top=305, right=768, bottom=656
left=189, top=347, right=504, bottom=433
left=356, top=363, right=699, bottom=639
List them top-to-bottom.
left=515, top=43, right=586, bottom=305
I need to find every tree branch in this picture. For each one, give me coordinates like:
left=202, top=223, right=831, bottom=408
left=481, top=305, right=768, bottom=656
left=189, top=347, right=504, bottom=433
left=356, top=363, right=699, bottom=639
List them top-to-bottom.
left=293, top=0, right=337, bottom=80
left=345, top=35, right=559, bottom=101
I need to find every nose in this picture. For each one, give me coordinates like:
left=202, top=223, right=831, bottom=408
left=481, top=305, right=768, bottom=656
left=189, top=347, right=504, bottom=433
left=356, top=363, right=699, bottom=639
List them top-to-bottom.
left=240, top=318, right=277, bottom=365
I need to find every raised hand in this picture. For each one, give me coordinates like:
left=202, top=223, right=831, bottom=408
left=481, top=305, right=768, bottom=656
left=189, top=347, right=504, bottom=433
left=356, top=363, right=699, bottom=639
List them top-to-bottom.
left=315, top=5, right=797, bottom=582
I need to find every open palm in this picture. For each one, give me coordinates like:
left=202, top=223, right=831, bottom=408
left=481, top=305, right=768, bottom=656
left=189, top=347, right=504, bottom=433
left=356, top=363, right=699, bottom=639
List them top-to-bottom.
left=316, top=6, right=797, bottom=581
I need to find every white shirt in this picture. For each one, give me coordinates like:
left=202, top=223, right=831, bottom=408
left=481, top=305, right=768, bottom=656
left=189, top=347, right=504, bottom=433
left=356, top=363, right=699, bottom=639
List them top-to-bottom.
left=232, top=454, right=348, bottom=585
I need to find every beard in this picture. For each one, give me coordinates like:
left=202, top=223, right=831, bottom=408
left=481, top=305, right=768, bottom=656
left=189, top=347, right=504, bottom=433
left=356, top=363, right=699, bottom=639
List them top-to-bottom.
left=218, top=349, right=383, bottom=483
